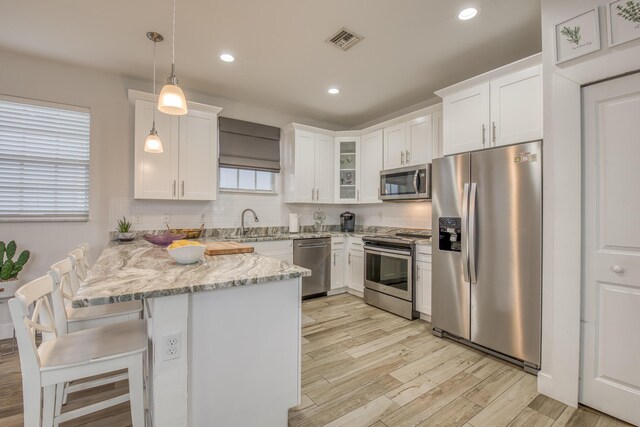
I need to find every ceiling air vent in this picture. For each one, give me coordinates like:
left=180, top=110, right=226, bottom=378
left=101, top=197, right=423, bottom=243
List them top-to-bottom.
left=326, top=27, right=363, bottom=51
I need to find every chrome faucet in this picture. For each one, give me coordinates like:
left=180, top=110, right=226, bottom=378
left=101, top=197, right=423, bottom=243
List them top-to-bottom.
left=241, top=209, right=259, bottom=235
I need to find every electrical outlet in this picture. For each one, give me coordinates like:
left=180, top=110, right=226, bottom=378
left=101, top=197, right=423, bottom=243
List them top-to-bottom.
left=134, top=211, right=143, bottom=224
left=378, top=211, right=383, bottom=219
left=163, top=212, right=171, bottom=224
left=200, top=212, right=206, bottom=222
left=162, top=332, right=181, bottom=361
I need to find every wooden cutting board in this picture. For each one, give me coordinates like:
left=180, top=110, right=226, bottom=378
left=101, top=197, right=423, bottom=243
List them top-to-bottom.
left=205, top=242, right=255, bottom=256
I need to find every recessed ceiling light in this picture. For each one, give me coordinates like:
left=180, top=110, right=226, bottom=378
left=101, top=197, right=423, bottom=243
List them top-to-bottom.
left=458, top=7, right=478, bottom=20
left=220, top=53, right=235, bottom=62
left=328, top=88, right=340, bottom=95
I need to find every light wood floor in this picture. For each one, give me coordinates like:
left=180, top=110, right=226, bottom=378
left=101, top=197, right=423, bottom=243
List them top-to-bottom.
left=0, top=293, right=632, bottom=426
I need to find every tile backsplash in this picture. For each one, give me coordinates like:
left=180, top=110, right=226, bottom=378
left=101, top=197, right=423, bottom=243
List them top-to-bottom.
left=109, top=192, right=432, bottom=233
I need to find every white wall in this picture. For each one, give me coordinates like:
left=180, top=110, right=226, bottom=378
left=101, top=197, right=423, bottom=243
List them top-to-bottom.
left=539, top=0, right=640, bottom=407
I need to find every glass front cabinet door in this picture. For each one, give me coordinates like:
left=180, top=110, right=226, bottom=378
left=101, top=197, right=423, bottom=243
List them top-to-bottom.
left=334, top=136, right=361, bottom=203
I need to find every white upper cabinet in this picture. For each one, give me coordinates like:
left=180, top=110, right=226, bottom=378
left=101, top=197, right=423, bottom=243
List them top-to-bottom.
left=437, top=55, right=543, bottom=156
left=490, top=65, right=542, bottom=147
left=442, top=84, right=491, bottom=155
left=133, top=96, right=221, bottom=200
left=178, top=110, right=218, bottom=200
left=431, top=110, right=443, bottom=159
left=383, top=116, right=434, bottom=169
left=406, top=116, right=433, bottom=165
left=383, top=123, right=406, bottom=169
left=282, top=125, right=334, bottom=203
left=360, top=130, right=383, bottom=204
left=314, top=133, right=334, bottom=203
left=334, top=136, right=361, bottom=204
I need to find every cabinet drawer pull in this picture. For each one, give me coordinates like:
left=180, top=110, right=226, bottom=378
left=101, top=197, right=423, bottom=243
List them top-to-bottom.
left=482, top=124, right=486, bottom=146
left=173, top=180, right=176, bottom=197
left=181, top=180, right=185, bottom=197
left=311, top=188, right=315, bottom=201
left=348, top=252, right=351, bottom=264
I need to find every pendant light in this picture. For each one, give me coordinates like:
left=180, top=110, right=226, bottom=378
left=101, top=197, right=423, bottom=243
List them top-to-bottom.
left=158, top=0, right=188, bottom=115
left=145, top=31, right=164, bottom=153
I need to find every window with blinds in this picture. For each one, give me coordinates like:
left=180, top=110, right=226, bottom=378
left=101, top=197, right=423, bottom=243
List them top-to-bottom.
left=0, top=97, right=90, bottom=221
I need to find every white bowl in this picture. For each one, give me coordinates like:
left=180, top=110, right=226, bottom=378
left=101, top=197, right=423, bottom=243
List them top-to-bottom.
left=167, top=244, right=206, bottom=265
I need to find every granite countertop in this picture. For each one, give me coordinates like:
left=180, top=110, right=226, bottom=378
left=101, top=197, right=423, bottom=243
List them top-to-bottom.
left=218, top=232, right=431, bottom=245
left=72, top=240, right=311, bottom=308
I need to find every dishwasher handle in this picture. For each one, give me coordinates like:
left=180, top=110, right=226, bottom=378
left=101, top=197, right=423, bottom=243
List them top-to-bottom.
left=296, top=243, right=328, bottom=249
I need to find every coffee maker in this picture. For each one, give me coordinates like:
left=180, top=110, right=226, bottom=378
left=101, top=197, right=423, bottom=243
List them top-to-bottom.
left=340, top=212, right=356, bottom=232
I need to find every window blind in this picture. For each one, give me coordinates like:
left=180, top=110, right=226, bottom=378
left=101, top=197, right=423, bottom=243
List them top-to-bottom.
left=0, top=98, right=90, bottom=221
left=219, top=117, right=281, bottom=172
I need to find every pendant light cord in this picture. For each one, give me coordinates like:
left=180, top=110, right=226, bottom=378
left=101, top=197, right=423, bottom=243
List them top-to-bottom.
left=172, top=0, right=176, bottom=67
left=152, top=39, right=157, bottom=127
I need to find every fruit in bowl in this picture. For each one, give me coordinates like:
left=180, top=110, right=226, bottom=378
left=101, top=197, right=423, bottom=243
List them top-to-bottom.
left=167, top=240, right=206, bottom=264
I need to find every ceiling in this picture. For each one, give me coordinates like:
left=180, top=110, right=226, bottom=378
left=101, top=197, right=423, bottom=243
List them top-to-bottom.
left=0, top=0, right=541, bottom=128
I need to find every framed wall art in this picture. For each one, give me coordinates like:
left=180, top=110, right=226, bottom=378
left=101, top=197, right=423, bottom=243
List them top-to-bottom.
left=607, top=0, right=640, bottom=47
left=555, top=8, right=601, bottom=64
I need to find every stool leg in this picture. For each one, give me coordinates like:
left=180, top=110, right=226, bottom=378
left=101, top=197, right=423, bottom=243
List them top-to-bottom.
left=128, top=354, right=145, bottom=427
left=22, top=379, right=42, bottom=427
left=54, top=383, right=64, bottom=417
left=42, top=384, right=56, bottom=427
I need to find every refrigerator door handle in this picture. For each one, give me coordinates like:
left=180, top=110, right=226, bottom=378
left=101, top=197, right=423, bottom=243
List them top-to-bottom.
left=468, top=182, right=478, bottom=284
left=462, top=183, right=470, bottom=283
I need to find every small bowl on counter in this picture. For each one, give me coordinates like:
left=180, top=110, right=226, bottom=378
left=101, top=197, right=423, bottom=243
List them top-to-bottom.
left=143, top=232, right=187, bottom=247
left=167, top=241, right=206, bottom=265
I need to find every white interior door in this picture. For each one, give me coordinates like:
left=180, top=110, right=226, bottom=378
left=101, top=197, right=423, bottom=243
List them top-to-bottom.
left=581, top=72, right=640, bottom=426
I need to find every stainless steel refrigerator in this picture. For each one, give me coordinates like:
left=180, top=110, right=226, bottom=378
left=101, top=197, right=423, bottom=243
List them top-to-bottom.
left=431, top=141, right=542, bottom=371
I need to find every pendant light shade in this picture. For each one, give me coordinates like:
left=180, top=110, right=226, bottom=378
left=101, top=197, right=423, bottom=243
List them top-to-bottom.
left=159, top=0, right=188, bottom=115
left=145, top=31, right=164, bottom=154
left=158, top=66, right=188, bottom=115
left=144, top=128, right=163, bottom=153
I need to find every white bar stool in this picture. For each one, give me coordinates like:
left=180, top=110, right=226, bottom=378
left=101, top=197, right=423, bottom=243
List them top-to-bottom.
left=50, top=257, right=142, bottom=333
left=8, top=274, right=147, bottom=427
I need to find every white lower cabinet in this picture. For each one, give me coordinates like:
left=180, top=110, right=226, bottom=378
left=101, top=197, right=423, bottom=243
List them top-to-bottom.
left=347, top=237, right=364, bottom=293
left=330, top=238, right=346, bottom=290
left=251, top=240, right=293, bottom=264
left=415, top=245, right=432, bottom=316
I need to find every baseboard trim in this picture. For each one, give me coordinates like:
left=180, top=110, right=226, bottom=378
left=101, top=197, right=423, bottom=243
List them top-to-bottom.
left=346, top=288, right=363, bottom=298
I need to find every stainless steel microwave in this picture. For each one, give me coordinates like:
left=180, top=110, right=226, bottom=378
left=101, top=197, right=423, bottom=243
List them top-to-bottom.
left=379, top=164, right=431, bottom=201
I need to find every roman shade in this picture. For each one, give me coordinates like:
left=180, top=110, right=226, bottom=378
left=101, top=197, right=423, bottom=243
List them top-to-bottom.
left=218, top=117, right=281, bottom=172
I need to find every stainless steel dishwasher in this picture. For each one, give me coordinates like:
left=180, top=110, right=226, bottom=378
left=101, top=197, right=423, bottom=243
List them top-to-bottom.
left=293, top=237, right=331, bottom=298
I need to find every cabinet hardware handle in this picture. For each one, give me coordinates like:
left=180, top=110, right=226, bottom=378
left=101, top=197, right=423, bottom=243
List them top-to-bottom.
left=492, top=122, right=496, bottom=144
left=482, top=124, right=486, bottom=146
left=406, top=150, right=410, bottom=164
left=401, top=151, right=404, bottom=165
left=173, top=180, right=176, bottom=197
left=181, top=180, right=185, bottom=197
left=311, top=188, right=315, bottom=201
left=316, top=188, right=319, bottom=201
left=348, top=252, right=351, bottom=264
left=333, top=253, right=336, bottom=266
left=417, top=265, right=420, bottom=280
left=611, top=265, right=625, bottom=274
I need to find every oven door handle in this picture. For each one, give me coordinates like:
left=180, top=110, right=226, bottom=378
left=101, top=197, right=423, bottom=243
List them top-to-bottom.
left=364, top=246, right=412, bottom=257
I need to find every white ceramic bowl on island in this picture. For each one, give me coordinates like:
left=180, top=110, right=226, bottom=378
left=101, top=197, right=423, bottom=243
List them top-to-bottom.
left=167, top=244, right=206, bottom=265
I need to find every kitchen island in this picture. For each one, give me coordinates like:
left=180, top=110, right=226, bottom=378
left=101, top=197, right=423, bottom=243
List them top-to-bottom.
left=73, top=240, right=310, bottom=427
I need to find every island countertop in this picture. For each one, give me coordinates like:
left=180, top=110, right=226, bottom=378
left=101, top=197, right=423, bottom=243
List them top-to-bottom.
left=72, top=239, right=311, bottom=308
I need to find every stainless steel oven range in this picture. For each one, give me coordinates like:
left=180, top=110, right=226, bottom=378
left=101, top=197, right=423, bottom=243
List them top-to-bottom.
left=362, top=232, right=429, bottom=320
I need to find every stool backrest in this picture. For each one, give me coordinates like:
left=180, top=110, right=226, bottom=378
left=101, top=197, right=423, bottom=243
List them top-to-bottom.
left=78, top=242, right=91, bottom=271
left=69, top=248, right=88, bottom=281
left=50, top=257, right=81, bottom=309
left=8, top=274, right=65, bottom=372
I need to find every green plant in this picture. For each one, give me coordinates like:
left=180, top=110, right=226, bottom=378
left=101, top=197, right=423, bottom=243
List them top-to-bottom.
left=617, top=0, right=640, bottom=23
left=561, top=26, right=582, bottom=46
left=117, top=216, right=132, bottom=233
left=0, top=241, right=30, bottom=282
